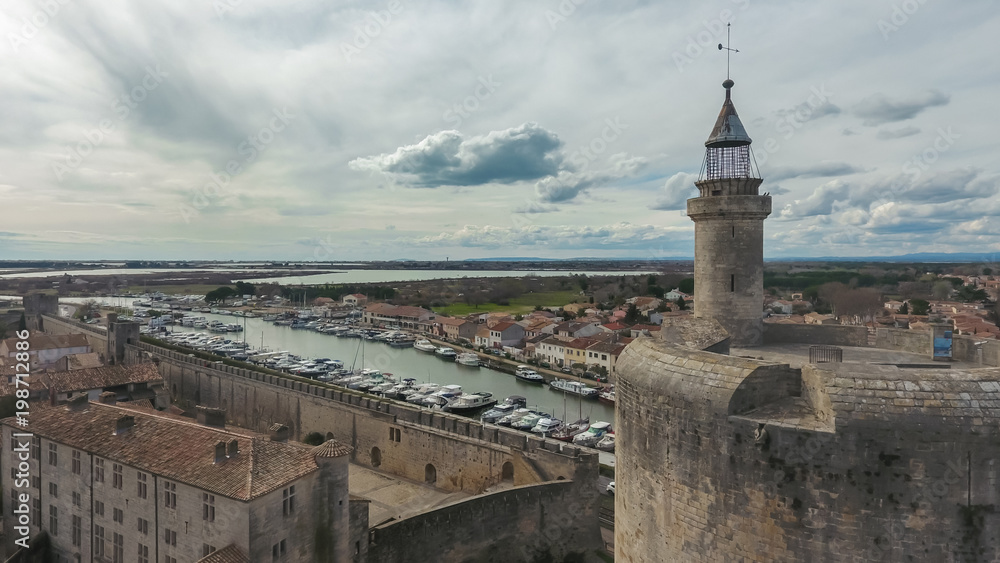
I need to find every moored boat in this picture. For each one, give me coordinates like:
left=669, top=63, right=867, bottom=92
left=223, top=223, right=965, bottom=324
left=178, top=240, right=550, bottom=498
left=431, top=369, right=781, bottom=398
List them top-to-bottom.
left=413, top=339, right=437, bottom=352
left=435, top=347, right=457, bottom=358
left=455, top=352, right=480, bottom=366
left=514, top=366, right=545, bottom=384
left=549, top=378, right=599, bottom=399
left=598, top=385, right=615, bottom=405
left=442, top=392, right=497, bottom=415
left=480, top=396, right=527, bottom=424
left=549, top=418, right=590, bottom=442
left=573, top=421, right=612, bottom=448
left=595, top=433, right=615, bottom=452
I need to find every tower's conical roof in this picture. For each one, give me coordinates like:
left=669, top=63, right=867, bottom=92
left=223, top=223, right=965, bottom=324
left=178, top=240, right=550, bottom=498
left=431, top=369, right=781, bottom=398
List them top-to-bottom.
left=705, top=79, right=752, bottom=148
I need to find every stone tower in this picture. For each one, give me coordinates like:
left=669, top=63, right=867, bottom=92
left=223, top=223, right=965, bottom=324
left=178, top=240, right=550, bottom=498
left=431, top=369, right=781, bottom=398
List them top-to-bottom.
left=687, top=78, right=770, bottom=346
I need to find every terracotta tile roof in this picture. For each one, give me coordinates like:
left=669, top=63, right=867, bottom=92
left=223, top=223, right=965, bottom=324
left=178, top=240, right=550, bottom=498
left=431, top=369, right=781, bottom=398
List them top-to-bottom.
left=364, top=303, right=432, bottom=319
left=436, top=317, right=469, bottom=326
left=491, top=321, right=517, bottom=332
left=602, top=322, right=627, bottom=330
left=475, top=327, right=490, bottom=338
left=565, top=338, right=596, bottom=350
left=586, top=341, right=627, bottom=355
left=65, top=352, right=104, bottom=370
left=43, top=363, right=163, bottom=394
left=6, top=402, right=320, bottom=501
left=314, top=439, right=352, bottom=458
left=197, top=544, right=249, bottom=563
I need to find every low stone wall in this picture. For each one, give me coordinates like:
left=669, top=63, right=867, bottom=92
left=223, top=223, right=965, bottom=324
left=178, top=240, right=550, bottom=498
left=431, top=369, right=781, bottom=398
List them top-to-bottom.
left=39, top=314, right=108, bottom=359
left=763, top=323, right=869, bottom=347
left=877, top=327, right=1000, bottom=366
left=367, top=481, right=600, bottom=563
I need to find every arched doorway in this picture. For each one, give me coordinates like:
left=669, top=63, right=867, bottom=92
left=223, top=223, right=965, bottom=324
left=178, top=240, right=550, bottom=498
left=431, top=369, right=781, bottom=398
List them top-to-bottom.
left=370, top=447, right=381, bottom=468
left=501, top=462, right=514, bottom=483
left=424, top=464, right=437, bottom=484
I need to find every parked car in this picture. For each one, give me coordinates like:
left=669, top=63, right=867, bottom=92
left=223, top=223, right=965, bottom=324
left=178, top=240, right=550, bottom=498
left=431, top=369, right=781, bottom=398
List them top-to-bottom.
left=561, top=366, right=573, bottom=374
left=606, top=481, right=615, bottom=495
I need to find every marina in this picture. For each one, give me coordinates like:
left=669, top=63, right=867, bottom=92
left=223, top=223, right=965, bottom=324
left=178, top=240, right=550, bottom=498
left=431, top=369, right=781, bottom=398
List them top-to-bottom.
left=143, top=310, right=617, bottom=424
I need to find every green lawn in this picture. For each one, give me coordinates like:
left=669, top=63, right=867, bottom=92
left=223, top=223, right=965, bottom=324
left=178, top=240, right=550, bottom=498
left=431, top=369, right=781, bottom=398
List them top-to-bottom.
left=432, top=290, right=582, bottom=316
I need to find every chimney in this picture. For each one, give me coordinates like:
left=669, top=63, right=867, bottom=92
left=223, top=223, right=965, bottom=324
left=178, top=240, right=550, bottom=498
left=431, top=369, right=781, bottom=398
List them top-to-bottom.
left=99, top=392, right=117, bottom=405
left=64, top=394, right=88, bottom=412
left=196, top=406, right=226, bottom=429
left=115, top=415, right=135, bottom=435
left=269, top=423, right=289, bottom=443
left=226, top=439, right=239, bottom=457
left=214, top=441, right=227, bottom=463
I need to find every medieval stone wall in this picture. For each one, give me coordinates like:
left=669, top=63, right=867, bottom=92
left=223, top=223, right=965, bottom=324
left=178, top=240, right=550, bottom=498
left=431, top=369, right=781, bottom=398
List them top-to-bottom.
left=764, top=323, right=869, bottom=347
left=615, top=336, right=1000, bottom=563
left=367, top=481, right=599, bottom=563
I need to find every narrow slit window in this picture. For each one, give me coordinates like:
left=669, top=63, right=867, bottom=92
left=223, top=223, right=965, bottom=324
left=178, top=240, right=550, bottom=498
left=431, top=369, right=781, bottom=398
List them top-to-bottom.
left=732, top=225, right=735, bottom=238
left=731, top=275, right=735, bottom=292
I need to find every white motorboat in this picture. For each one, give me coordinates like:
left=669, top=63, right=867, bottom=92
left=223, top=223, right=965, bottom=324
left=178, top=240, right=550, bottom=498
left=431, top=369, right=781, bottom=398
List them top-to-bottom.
left=414, top=339, right=438, bottom=352
left=435, top=347, right=457, bottom=358
left=455, top=352, right=480, bottom=366
left=442, top=393, right=496, bottom=415
left=530, top=417, right=563, bottom=436
left=572, top=421, right=612, bottom=447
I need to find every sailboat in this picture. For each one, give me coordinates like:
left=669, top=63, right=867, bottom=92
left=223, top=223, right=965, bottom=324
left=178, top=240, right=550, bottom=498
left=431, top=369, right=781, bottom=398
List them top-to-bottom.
left=549, top=389, right=589, bottom=442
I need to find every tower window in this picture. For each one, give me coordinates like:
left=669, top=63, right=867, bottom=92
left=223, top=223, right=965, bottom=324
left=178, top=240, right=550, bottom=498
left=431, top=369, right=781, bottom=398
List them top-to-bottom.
left=732, top=226, right=735, bottom=238
left=731, top=275, right=735, bottom=292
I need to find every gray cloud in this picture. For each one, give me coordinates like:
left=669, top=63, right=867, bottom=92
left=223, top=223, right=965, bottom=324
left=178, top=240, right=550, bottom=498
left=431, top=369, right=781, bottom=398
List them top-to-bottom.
left=853, top=90, right=950, bottom=126
left=775, top=100, right=841, bottom=122
left=349, top=123, right=564, bottom=187
left=875, top=126, right=921, bottom=140
left=533, top=154, right=647, bottom=204
left=766, top=162, right=866, bottom=182
left=650, top=172, right=698, bottom=211
left=779, top=180, right=851, bottom=218
left=414, top=222, right=690, bottom=250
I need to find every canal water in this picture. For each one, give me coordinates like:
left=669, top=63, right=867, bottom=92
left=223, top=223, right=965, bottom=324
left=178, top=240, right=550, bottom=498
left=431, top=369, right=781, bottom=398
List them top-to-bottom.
left=154, top=312, right=616, bottom=426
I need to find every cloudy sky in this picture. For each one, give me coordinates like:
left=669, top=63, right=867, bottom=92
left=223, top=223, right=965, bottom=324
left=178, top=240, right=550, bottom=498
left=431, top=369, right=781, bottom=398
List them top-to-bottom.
left=1, top=0, right=996, bottom=260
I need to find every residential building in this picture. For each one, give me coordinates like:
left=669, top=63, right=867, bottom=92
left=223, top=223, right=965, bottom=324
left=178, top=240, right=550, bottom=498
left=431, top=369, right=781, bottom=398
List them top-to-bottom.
left=342, top=294, right=367, bottom=307
left=362, top=303, right=434, bottom=329
left=804, top=312, right=838, bottom=325
left=435, top=317, right=478, bottom=341
left=518, top=318, right=556, bottom=338
left=488, top=322, right=525, bottom=349
left=553, top=322, right=601, bottom=339
left=474, top=327, right=491, bottom=348
left=0, top=333, right=92, bottom=371
left=536, top=337, right=568, bottom=367
left=563, top=338, right=595, bottom=368
left=584, top=342, right=627, bottom=376
left=1, top=400, right=353, bottom=562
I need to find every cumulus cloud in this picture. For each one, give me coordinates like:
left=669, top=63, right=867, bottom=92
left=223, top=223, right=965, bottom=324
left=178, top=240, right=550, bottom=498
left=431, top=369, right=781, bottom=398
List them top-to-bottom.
left=853, top=90, right=950, bottom=126
left=775, top=100, right=841, bottom=122
left=349, top=123, right=564, bottom=187
left=875, top=126, right=921, bottom=140
left=533, top=154, right=648, bottom=204
left=766, top=162, right=866, bottom=182
left=649, top=172, right=698, bottom=211
left=779, top=180, right=851, bottom=218
left=513, top=201, right=557, bottom=214
left=413, top=222, right=690, bottom=250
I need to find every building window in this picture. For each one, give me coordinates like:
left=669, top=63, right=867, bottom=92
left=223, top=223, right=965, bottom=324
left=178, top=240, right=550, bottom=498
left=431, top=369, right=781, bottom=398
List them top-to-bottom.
left=731, top=274, right=735, bottom=292
left=31, top=436, right=40, bottom=460
left=48, top=443, right=57, bottom=466
left=72, top=450, right=81, bottom=475
left=95, top=459, right=105, bottom=483
left=112, top=463, right=123, bottom=489
left=137, top=472, right=147, bottom=499
left=31, top=476, right=40, bottom=490
left=163, top=481, right=176, bottom=508
left=48, top=482, right=57, bottom=497
left=282, top=486, right=295, bottom=516
left=9, top=488, right=15, bottom=516
left=203, top=493, right=215, bottom=521
left=32, top=497, right=40, bottom=526
left=95, top=500, right=104, bottom=517
left=49, top=505, right=58, bottom=536
left=113, top=507, right=123, bottom=524
left=72, top=514, right=82, bottom=547
left=137, top=517, right=149, bottom=535
left=94, top=525, right=106, bottom=557
left=163, top=528, right=177, bottom=546
left=113, top=532, right=124, bottom=563
left=272, top=539, right=287, bottom=560
left=138, top=543, right=149, bottom=563
left=202, top=545, right=216, bottom=557
left=164, top=557, right=177, bottom=563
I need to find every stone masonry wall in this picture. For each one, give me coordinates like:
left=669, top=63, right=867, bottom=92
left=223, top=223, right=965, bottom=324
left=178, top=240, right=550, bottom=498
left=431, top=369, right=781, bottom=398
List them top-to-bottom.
left=38, top=314, right=109, bottom=360
left=764, top=323, right=869, bottom=347
left=877, top=328, right=1000, bottom=367
left=615, top=337, right=1000, bottom=563
left=367, top=481, right=600, bottom=563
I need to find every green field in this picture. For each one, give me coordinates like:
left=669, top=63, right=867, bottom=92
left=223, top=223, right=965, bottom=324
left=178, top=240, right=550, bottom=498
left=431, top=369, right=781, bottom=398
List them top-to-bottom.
left=431, top=290, right=582, bottom=316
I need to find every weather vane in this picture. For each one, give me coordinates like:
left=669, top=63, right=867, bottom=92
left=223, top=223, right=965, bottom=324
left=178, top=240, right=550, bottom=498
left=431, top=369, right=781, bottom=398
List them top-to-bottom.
left=718, top=23, right=739, bottom=80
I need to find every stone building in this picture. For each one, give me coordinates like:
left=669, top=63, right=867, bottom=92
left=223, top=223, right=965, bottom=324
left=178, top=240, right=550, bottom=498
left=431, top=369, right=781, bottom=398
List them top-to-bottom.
left=616, top=76, right=1000, bottom=562
left=1, top=400, right=352, bottom=562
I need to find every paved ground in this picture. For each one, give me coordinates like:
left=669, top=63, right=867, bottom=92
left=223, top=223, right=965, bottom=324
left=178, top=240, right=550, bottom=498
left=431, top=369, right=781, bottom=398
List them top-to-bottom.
left=732, top=343, right=977, bottom=370
left=349, top=464, right=471, bottom=526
